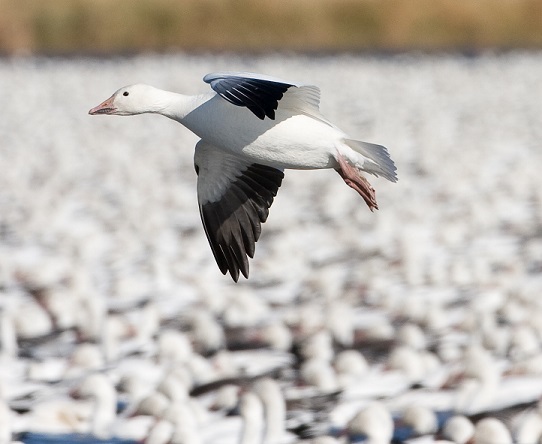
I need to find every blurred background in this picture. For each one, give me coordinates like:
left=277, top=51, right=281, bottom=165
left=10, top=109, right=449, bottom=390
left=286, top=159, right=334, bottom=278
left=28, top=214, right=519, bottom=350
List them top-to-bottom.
left=2, top=0, right=542, bottom=54
left=2, top=1, right=542, bottom=443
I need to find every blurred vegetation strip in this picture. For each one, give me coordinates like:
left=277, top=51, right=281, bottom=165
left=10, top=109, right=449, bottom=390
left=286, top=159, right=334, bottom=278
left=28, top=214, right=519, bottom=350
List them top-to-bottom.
left=1, top=0, right=542, bottom=54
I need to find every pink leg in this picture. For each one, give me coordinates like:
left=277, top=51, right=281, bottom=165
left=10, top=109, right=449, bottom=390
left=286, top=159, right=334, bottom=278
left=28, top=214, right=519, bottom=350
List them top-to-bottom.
left=335, top=154, right=378, bottom=211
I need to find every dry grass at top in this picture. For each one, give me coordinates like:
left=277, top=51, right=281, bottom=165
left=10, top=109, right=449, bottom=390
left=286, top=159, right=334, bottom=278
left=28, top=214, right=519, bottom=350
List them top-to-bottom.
left=1, top=0, right=542, bottom=54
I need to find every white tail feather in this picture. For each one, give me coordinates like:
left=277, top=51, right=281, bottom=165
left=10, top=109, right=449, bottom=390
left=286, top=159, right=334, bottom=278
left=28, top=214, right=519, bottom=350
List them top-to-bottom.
left=344, top=139, right=398, bottom=182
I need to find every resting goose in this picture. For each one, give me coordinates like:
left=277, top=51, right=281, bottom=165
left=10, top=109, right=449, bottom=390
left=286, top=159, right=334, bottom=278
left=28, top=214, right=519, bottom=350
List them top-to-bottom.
left=89, top=72, right=397, bottom=281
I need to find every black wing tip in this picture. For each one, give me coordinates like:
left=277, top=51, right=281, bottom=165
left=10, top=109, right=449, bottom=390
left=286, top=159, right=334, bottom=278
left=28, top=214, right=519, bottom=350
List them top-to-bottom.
left=205, top=73, right=291, bottom=120
left=248, top=105, right=267, bottom=120
left=248, top=105, right=277, bottom=120
left=218, top=248, right=248, bottom=282
left=226, top=261, right=243, bottom=283
left=219, top=264, right=242, bottom=282
left=225, top=265, right=247, bottom=282
left=227, top=270, right=247, bottom=283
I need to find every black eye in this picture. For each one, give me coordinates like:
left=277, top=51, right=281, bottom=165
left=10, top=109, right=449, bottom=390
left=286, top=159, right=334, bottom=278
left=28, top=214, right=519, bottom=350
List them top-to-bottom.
left=123, top=91, right=129, bottom=97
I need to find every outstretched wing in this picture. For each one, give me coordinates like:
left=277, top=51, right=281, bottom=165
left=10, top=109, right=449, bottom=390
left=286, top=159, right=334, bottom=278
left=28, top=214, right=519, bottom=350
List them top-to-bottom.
left=203, top=71, right=322, bottom=121
left=194, top=141, right=284, bottom=281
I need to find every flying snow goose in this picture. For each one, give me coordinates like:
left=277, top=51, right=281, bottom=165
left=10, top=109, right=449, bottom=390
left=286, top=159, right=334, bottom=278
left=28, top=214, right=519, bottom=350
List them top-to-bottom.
left=89, top=72, right=397, bottom=281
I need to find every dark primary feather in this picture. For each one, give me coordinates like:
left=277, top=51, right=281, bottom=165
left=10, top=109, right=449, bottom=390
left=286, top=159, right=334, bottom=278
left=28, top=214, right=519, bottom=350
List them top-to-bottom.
left=204, top=74, right=293, bottom=120
left=198, top=164, right=284, bottom=281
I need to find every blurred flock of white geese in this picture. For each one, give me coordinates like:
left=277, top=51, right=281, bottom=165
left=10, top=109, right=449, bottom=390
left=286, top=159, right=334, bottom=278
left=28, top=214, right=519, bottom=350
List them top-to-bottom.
left=0, top=52, right=542, bottom=443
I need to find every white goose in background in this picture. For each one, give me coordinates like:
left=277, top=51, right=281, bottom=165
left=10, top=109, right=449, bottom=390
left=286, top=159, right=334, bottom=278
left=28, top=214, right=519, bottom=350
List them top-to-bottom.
left=90, top=72, right=397, bottom=281
left=72, top=373, right=153, bottom=441
left=253, top=378, right=290, bottom=444
left=222, top=391, right=264, bottom=444
left=0, top=399, right=12, bottom=444
left=346, top=401, right=394, bottom=444
left=441, top=415, right=474, bottom=444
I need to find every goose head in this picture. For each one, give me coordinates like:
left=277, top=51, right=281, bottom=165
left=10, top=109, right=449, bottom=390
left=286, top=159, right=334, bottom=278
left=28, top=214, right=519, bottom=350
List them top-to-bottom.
left=89, top=84, right=160, bottom=116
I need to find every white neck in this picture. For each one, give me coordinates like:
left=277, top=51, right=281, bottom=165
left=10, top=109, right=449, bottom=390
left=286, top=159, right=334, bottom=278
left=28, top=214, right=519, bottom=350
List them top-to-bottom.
left=145, top=87, right=207, bottom=122
left=255, top=379, right=286, bottom=444
left=91, top=386, right=116, bottom=438
left=240, top=393, right=264, bottom=444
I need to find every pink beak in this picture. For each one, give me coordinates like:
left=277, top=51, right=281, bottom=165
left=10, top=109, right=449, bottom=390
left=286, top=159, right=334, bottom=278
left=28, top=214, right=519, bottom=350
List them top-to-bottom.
left=89, top=95, right=116, bottom=115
